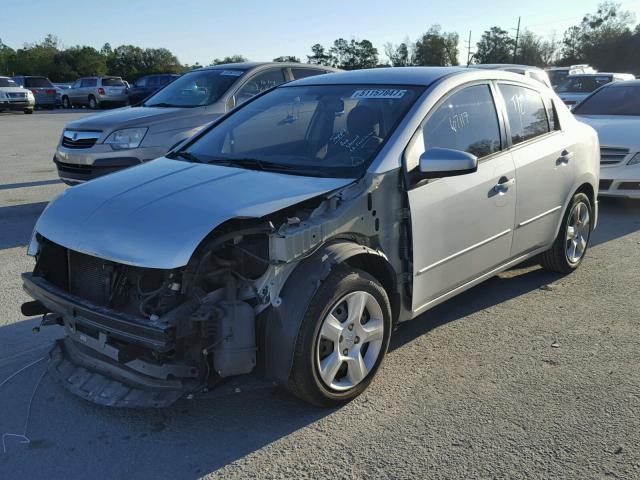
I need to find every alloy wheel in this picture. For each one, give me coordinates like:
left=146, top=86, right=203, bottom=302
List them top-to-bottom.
left=566, top=201, right=590, bottom=264
left=316, top=290, right=385, bottom=391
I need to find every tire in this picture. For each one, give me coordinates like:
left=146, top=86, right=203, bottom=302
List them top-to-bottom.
left=88, top=95, right=98, bottom=109
left=62, top=96, right=71, bottom=109
left=24, top=109, right=33, bottom=114
left=539, top=192, right=592, bottom=273
left=288, top=265, right=392, bottom=407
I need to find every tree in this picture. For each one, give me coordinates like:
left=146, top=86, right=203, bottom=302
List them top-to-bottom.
left=559, top=1, right=636, bottom=70
left=414, top=25, right=459, bottom=66
left=474, top=26, right=514, bottom=64
left=515, top=29, right=558, bottom=67
left=328, top=38, right=378, bottom=69
left=0, top=39, right=16, bottom=76
left=385, top=41, right=413, bottom=66
left=307, top=44, right=332, bottom=65
left=53, top=46, right=107, bottom=80
left=211, top=55, right=247, bottom=65
left=273, top=56, right=300, bottom=63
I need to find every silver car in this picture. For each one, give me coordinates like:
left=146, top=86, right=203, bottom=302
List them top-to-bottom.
left=54, top=62, right=337, bottom=184
left=23, top=67, right=599, bottom=408
left=61, top=76, right=128, bottom=109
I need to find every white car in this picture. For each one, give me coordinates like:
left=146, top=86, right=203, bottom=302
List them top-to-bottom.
left=0, top=76, right=35, bottom=114
left=574, top=80, right=640, bottom=198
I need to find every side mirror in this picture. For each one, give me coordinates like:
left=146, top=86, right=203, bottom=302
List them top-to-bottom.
left=418, top=148, right=478, bottom=178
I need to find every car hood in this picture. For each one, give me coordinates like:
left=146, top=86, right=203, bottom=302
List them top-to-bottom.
left=64, top=105, right=222, bottom=131
left=575, top=115, right=640, bottom=150
left=35, top=157, right=354, bottom=269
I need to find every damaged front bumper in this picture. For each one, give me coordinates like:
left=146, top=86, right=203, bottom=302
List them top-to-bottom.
left=23, top=273, right=201, bottom=407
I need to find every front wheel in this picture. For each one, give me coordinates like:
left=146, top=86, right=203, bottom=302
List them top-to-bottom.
left=62, top=96, right=71, bottom=109
left=24, top=108, right=33, bottom=114
left=539, top=192, right=592, bottom=273
left=288, top=266, right=392, bottom=407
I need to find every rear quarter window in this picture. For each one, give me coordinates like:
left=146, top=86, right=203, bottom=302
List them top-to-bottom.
left=291, top=68, right=328, bottom=80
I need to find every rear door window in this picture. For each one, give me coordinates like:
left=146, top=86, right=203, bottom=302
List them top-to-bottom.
left=102, top=77, right=124, bottom=87
left=80, top=78, right=97, bottom=87
left=423, top=84, right=502, bottom=159
left=499, top=84, right=550, bottom=145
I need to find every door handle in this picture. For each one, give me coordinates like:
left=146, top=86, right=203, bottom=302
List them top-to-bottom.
left=558, top=149, right=574, bottom=165
left=493, top=176, right=515, bottom=194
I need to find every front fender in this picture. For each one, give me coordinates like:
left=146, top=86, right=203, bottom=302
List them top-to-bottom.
left=262, top=241, right=389, bottom=385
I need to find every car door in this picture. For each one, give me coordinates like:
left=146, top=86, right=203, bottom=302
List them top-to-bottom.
left=232, top=68, right=287, bottom=107
left=72, top=79, right=87, bottom=103
left=407, top=83, right=517, bottom=313
left=496, top=83, right=575, bottom=256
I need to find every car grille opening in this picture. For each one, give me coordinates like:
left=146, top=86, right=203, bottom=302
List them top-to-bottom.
left=6, top=92, right=27, bottom=99
left=61, top=131, right=101, bottom=149
left=600, top=147, right=629, bottom=166
left=599, top=179, right=613, bottom=191
left=618, top=182, right=640, bottom=191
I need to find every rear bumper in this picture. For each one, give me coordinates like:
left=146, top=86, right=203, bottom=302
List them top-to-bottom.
left=34, top=95, right=56, bottom=106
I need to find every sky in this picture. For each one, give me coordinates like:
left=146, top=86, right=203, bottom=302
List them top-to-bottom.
left=1, top=0, right=640, bottom=65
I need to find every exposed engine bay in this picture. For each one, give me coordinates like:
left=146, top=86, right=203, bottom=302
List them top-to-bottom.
left=21, top=173, right=408, bottom=407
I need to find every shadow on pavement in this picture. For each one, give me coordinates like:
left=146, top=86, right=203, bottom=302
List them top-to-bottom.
left=0, top=180, right=62, bottom=191
left=0, top=196, right=637, bottom=478
left=590, top=197, right=640, bottom=247
left=0, top=202, right=48, bottom=250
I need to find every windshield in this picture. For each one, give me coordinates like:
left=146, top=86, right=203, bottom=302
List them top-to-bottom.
left=144, top=69, right=246, bottom=108
left=548, top=70, right=568, bottom=87
left=556, top=76, right=610, bottom=93
left=24, top=77, right=53, bottom=88
left=102, top=77, right=124, bottom=86
left=0, top=78, right=18, bottom=87
left=181, top=84, right=423, bottom=178
left=573, top=85, right=640, bottom=116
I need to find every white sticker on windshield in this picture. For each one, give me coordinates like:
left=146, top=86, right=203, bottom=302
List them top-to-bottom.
left=220, top=70, right=243, bottom=77
left=351, top=89, right=407, bottom=99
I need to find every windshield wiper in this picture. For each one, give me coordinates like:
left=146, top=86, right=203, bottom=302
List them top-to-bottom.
left=144, top=102, right=187, bottom=108
left=166, top=151, right=204, bottom=163
left=209, top=157, right=330, bottom=177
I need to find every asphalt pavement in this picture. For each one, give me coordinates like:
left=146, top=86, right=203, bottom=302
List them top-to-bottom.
left=0, top=110, right=638, bottom=479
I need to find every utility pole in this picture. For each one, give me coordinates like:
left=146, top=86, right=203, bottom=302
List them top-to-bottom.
left=513, top=16, right=521, bottom=63
left=466, top=30, right=473, bottom=66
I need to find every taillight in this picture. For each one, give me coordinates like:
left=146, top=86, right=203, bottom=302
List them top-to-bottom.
left=97, top=87, right=105, bottom=95
left=30, top=89, right=38, bottom=95
left=45, top=89, right=56, bottom=94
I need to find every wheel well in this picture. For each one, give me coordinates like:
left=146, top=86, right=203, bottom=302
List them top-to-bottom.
left=575, top=182, right=595, bottom=208
left=343, top=253, right=400, bottom=324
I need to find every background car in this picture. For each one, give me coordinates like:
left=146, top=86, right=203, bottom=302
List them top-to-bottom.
left=54, top=62, right=338, bottom=184
left=471, top=64, right=553, bottom=88
left=546, top=64, right=596, bottom=88
left=556, top=73, right=634, bottom=108
left=127, top=74, right=179, bottom=105
left=11, top=75, right=57, bottom=109
left=0, top=76, right=35, bottom=113
left=61, top=76, right=128, bottom=109
left=573, top=80, right=640, bottom=198
left=54, top=83, right=72, bottom=106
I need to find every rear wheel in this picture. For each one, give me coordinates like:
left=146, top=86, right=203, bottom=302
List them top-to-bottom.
left=88, top=95, right=98, bottom=109
left=62, top=96, right=71, bottom=109
left=539, top=192, right=592, bottom=273
left=288, top=266, right=392, bottom=407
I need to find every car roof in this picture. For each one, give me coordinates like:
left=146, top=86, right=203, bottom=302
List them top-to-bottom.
left=191, top=62, right=338, bottom=73
left=471, top=63, right=544, bottom=71
left=288, top=66, right=469, bottom=86
left=602, top=79, right=640, bottom=87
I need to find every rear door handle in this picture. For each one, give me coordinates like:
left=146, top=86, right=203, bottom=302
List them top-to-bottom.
left=558, top=149, right=574, bottom=165
left=494, top=176, right=515, bottom=193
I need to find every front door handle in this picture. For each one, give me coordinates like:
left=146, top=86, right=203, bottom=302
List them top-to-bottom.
left=558, top=149, right=574, bottom=165
left=494, top=176, right=515, bottom=194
